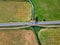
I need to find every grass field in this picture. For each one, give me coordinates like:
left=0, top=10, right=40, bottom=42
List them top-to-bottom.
left=31, top=0, right=60, bottom=45
left=32, top=0, right=60, bottom=21
left=0, top=1, right=31, bottom=23
left=38, top=28, right=60, bottom=45
left=0, top=29, right=38, bottom=45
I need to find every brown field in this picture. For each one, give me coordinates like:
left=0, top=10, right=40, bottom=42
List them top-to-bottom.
left=0, top=29, right=38, bottom=45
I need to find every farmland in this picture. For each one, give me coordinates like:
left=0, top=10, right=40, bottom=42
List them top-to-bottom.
left=0, top=0, right=60, bottom=45
left=0, top=0, right=39, bottom=45
left=0, top=1, right=31, bottom=23
left=38, top=28, right=60, bottom=45
left=0, top=29, right=38, bottom=45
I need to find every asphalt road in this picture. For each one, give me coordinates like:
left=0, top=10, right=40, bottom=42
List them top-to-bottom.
left=0, top=21, right=60, bottom=27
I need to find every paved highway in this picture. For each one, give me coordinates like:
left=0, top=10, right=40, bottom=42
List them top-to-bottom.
left=0, top=21, right=60, bottom=27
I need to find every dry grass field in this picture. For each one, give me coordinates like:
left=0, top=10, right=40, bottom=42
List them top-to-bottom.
left=0, top=1, right=31, bottom=22
left=0, top=29, right=38, bottom=45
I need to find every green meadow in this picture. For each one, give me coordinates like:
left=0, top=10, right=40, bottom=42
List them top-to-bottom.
left=32, top=0, right=60, bottom=21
